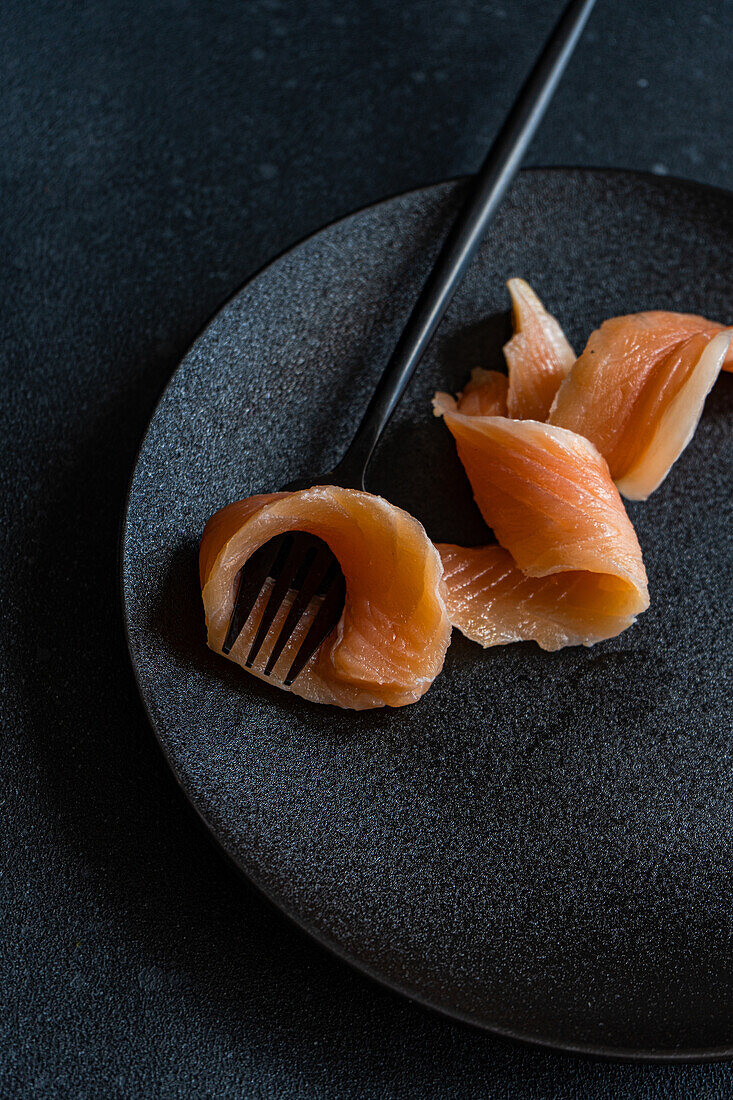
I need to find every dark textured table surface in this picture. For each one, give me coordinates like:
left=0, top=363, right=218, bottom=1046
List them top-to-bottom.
left=2, top=0, right=731, bottom=1096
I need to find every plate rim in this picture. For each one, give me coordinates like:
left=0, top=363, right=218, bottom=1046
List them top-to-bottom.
left=121, top=166, right=733, bottom=1064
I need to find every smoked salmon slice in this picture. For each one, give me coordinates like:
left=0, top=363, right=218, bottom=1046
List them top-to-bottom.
left=503, top=278, right=575, bottom=421
left=549, top=311, right=732, bottom=500
left=452, top=367, right=508, bottom=417
left=433, top=398, right=649, bottom=650
left=200, top=486, right=451, bottom=709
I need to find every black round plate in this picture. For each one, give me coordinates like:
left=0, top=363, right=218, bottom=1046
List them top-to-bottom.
left=122, top=169, right=733, bottom=1061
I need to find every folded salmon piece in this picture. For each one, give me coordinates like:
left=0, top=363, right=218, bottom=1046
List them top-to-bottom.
left=503, top=278, right=575, bottom=421
left=549, top=312, right=732, bottom=499
left=451, top=367, right=509, bottom=417
left=433, top=400, right=649, bottom=651
left=200, top=486, right=451, bottom=709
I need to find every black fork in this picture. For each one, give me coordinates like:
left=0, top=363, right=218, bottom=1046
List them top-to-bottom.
left=223, top=0, right=597, bottom=685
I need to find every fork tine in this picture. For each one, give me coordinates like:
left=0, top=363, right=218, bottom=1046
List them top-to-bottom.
left=221, top=533, right=290, bottom=655
left=245, top=535, right=314, bottom=668
left=263, top=541, right=333, bottom=676
left=283, top=564, right=346, bottom=687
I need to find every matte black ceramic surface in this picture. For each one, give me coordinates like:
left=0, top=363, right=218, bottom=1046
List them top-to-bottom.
left=122, top=169, right=733, bottom=1060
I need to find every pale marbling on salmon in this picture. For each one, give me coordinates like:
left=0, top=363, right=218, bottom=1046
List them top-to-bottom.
left=549, top=312, right=732, bottom=500
left=433, top=401, right=649, bottom=651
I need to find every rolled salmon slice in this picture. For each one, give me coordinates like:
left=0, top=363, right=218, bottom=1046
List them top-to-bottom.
left=433, top=276, right=572, bottom=424
left=503, top=278, right=575, bottom=421
left=549, top=312, right=732, bottom=500
left=434, top=401, right=649, bottom=650
left=200, top=486, right=451, bottom=709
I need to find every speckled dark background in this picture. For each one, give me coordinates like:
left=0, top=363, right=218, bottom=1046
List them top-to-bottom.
left=3, top=0, right=733, bottom=1096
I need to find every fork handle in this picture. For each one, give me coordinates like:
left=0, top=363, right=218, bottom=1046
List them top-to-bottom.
left=330, top=0, right=597, bottom=490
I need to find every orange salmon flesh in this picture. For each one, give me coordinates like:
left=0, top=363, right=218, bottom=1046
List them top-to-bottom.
left=201, top=281, right=730, bottom=706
